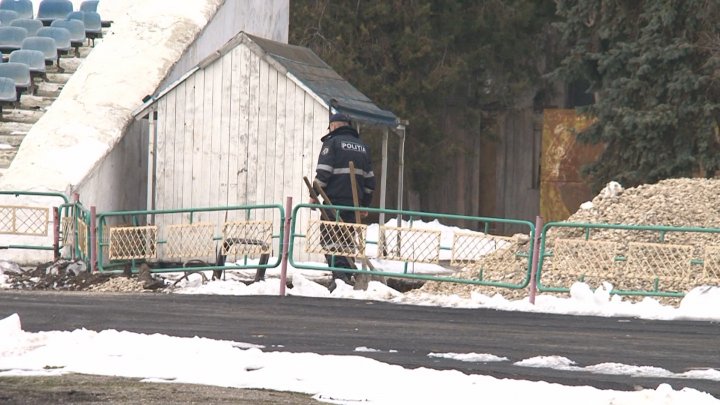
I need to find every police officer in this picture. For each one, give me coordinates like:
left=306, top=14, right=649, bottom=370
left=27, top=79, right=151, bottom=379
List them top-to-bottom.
left=313, top=113, right=375, bottom=288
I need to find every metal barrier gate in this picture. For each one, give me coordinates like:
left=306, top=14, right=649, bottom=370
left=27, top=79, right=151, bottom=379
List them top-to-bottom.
left=0, top=191, right=69, bottom=259
left=8, top=191, right=719, bottom=299
left=59, top=200, right=91, bottom=263
left=289, top=203, right=536, bottom=289
left=95, top=204, right=284, bottom=274
left=537, top=221, right=720, bottom=297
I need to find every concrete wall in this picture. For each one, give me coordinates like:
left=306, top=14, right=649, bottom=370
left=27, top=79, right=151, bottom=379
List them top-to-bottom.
left=160, top=0, right=289, bottom=89
left=76, top=119, right=149, bottom=214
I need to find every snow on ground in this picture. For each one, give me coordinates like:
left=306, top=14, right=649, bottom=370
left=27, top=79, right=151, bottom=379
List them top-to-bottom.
left=2, top=257, right=720, bottom=404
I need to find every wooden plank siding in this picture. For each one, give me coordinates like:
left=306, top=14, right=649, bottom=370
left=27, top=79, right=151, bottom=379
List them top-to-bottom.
left=151, top=41, right=332, bottom=260
left=236, top=45, right=251, bottom=207
left=227, top=46, right=241, bottom=221
left=209, top=57, right=224, bottom=228
left=254, top=57, right=269, bottom=220
left=190, top=68, right=206, bottom=217
left=182, top=72, right=196, bottom=222
left=173, top=81, right=186, bottom=227
left=493, top=109, right=540, bottom=234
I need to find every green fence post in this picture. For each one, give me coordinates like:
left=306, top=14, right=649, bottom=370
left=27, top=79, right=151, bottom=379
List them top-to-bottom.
left=279, top=196, right=292, bottom=297
left=90, top=206, right=97, bottom=273
left=53, top=207, right=60, bottom=261
left=529, top=215, right=544, bottom=304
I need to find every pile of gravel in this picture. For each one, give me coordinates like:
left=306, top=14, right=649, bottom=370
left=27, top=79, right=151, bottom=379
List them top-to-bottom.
left=417, top=178, right=720, bottom=301
left=564, top=178, right=720, bottom=228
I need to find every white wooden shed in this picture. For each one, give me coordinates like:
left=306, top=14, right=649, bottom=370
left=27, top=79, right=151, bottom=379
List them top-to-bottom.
left=132, top=32, right=403, bottom=258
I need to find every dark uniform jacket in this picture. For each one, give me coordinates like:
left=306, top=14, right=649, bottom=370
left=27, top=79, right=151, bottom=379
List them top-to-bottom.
left=314, top=125, right=375, bottom=207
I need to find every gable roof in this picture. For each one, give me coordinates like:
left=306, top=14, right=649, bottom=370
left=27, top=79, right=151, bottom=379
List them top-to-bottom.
left=135, top=32, right=400, bottom=128
left=245, top=34, right=398, bottom=127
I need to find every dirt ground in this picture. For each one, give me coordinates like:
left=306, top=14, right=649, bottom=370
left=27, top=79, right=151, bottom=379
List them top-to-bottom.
left=0, top=374, right=319, bottom=404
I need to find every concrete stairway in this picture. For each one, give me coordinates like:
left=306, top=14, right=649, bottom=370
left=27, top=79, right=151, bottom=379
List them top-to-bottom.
left=0, top=45, right=95, bottom=179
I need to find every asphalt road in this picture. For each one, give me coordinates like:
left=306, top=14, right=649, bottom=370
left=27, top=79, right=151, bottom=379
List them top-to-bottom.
left=1, top=290, right=718, bottom=397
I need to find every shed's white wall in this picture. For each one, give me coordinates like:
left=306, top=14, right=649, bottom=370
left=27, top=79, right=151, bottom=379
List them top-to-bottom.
left=161, top=0, right=289, bottom=89
left=152, top=42, right=329, bottom=259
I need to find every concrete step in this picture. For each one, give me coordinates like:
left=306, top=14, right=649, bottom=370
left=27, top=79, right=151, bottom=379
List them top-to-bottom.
left=57, top=56, right=84, bottom=73
left=46, top=72, right=73, bottom=85
left=35, top=81, right=63, bottom=98
left=19, top=94, right=54, bottom=110
left=0, top=108, right=44, bottom=124
left=0, top=121, right=33, bottom=136
left=0, top=134, right=25, bottom=147
left=0, top=146, right=17, bottom=168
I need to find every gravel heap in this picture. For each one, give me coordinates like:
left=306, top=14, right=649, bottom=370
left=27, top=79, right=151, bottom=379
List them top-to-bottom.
left=416, top=178, right=720, bottom=301
left=557, top=178, right=720, bottom=236
left=88, top=277, right=147, bottom=292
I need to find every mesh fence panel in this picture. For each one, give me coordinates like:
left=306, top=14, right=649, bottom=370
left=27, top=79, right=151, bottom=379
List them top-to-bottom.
left=0, top=205, right=48, bottom=235
left=60, top=213, right=88, bottom=259
left=61, top=216, right=73, bottom=245
left=77, top=220, right=88, bottom=258
left=222, top=220, right=273, bottom=258
left=305, top=220, right=366, bottom=258
left=165, top=223, right=215, bottom=259
left=108, top=225, right=157, bottom=260
left=378, top=226, right=441, bottom=264
left=451, top=232, right=512, bottom=266
left=452, top=233, right=529, bottom=283
left=545, top=239, right=621, bottom=288
left=624, top=242, right=694, bottom=290
left=703, top=246, right=720, bottom=283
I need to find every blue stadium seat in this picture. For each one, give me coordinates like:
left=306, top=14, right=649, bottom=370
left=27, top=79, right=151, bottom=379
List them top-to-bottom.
left=0, top=0, right=33, bottom=20
left=37, top=0, right=73, bottom=26
left=78, top=1, right=112, bottom=28
left=79, top=1, right=98, bottom=13
left=0, top=9, right=18, bottom=25
left=66, top=10, right=82, bottom=20
left=68, top=10, right=101, bottom=46
left=10, top=18, right=43, bottom=36
left=50, top=19, right=84, bottom=56
left=0, top=26, right=27, bottom=57
left=36, top=26, right=70, bottom=69
left=21, top=36, right=56, bottom=66
left=9, top=49, right=46, bottom=90
left=0, top=61, right=31, bottom=101
left=0, top=76, right=18, bottom=115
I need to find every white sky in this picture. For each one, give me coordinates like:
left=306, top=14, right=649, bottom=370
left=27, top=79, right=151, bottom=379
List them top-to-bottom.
left=0, top=2, right=718, bottom=404
left=2, top=219, right=720, bottom=404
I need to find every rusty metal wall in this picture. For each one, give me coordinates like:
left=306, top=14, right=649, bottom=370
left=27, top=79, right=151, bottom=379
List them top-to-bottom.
left=540, top=109, right=603, bottom=223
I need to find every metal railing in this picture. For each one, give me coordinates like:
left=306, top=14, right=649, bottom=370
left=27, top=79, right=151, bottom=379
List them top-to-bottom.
left=7, top=189, right=718, bottom=300
left=0, top=191, right=69, bottom=258
left=59, top=200, right=91, bottom=262
left=289, top=203, right=536, bottom=289
left=95, top=204, right=284, bottom=274
left=537, top=221, right=720, bottom=297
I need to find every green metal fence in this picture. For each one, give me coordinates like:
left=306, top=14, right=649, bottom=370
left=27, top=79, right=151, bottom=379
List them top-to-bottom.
left=10, top=188, right=718, bottom=300
left=0, top=191, right=69, bottom=257
left=58, top=200, right=91, bottom=263
left=289, top=203, right=536, bottom=288
left=95, top=204, right=284, bottom=274
left=537, top=221, right=720, bottom=298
